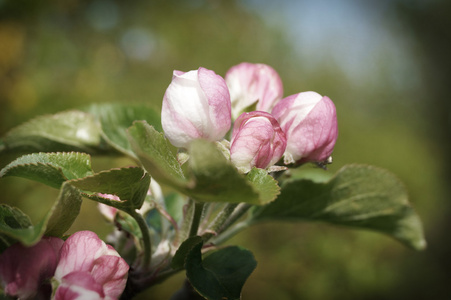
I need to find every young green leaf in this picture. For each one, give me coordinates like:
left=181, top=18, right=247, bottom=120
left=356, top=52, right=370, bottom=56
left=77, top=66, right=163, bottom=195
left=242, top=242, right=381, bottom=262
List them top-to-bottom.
left=85, top=103, right=162, bottom=157
left=1, top=111, right=103, bottom=154
left=127, top=121, right=187, bottom=188
left=128, top=122, right=277, bottom=205
left=186, top=140, right=259, bottom=204
left=0, top=152, right=93, bottom=189
left=252, top=164, right=426, bottom=250
left=69, top=167, right=150, bottom=212
left=246, top=168, right=280, bottom=204
left=0, top=182, right=82, bottom=246
left=44, top=182, right=83, bottom=237
left=0, top=204, right=32, bottom=230
left=0, top=205, right=34, bottom=250
left=171, top=235, right=203, bottom=270
left=185, top=242, right=257, bottom=300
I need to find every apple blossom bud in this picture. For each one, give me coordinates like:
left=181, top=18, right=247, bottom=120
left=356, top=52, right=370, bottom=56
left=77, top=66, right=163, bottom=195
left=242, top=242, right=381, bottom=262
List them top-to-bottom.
left=225, top=62, right=283, bottom=118
left=161, top=67, right=232, bottom=148
left=272, top=91, right=338, bottom=164
left=230, top=111, right=287, bottom=173
left=97, top=193, right=120, bottom=222
left=53, top=231, right=129, bottom=300
left=0, top=237, right=64, bottom=300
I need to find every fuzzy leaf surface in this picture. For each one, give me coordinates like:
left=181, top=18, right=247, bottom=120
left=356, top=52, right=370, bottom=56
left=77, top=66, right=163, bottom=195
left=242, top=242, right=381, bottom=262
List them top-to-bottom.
left=85, top=103, right=162, bottom=156
left=1, top=111, right=102, bottom=154
left=128, top=121, right=187, bottom=188
left=186, top=140, right=260, bottom=204
left=0, top=152, right=93, bottom=188
left=253, top=164, right=426, bottom=250
left=69, top=167, right=150, bottom=211
left=246, top=168, right=280, bottom=204
left=0, top=183, right=82, bottom=246
left=44, top=183, right=83, bottom=237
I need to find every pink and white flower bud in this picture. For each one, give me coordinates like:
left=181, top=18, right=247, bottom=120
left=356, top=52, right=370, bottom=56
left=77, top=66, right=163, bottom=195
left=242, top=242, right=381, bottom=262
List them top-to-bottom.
left=225, top=62, right=283, bottom=118
left=161, top=67, right=232, bottom=148
left=272, top=91, right=338, bottom=164
left=230, top=111, right=287, bottom=173
left=97, top=193, right=120, bottom=222
left=53, top=231, right=129, bottom=300
left=0, top=237, right=64, bottom=299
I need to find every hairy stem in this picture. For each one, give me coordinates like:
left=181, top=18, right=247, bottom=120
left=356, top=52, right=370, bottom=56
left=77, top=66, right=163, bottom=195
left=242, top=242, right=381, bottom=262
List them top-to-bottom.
left=189, top=201, right=205, bottom=237
left=202, top=203, right=238, bottom=241
left=129, top=210, right=152, bottom=270
left=211, top=220, right=251, bottom=245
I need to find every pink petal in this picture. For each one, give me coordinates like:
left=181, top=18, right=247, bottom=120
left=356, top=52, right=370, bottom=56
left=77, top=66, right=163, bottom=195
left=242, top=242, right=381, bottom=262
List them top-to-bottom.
left=226, top=62, right=283, bottom=118
left=161, top=67, right=231, bottom=148
left=272, top=91, right=338, bottom=163
left=230, top=111, right=286, bottom=172
left=54, top=231, right=118, bottom=281
left=0, top=237, right=63, bottom=299
left=91, top=255, right=129, bottom=299
left=54, top=271, right=104, bottom=300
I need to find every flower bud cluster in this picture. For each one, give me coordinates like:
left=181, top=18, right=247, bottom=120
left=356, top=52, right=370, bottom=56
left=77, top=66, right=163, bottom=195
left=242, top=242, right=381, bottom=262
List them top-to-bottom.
left=161, top=63, right=338, bottom=172
left=0, top=231, right=129, bottom=300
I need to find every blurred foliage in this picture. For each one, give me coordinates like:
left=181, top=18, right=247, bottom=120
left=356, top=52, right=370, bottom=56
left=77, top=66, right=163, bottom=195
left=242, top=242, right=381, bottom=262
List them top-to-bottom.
left=0, top=0, right=449, bottom=299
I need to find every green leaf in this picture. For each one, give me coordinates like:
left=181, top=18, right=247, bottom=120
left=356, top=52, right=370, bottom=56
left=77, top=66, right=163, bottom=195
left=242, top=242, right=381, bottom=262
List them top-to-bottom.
left=85, top=103, right=162, bottom=156
left=1, top=111, right=103, bottom=154
left=127, top=121, right=187, bottom=188
left=128, top=123, right=277, bottom=205
left=186, top=140, right=259, bottom=204
left=0, top=152, right=93, bottom=188
left=253, top=164, right=426, bottom=250
left=69, top=167, right=150, bottom=211
left=246, top=168, right=280, bottom=205
left=0, top=182, right=82, bottom=246
left=44, top=183, right=83, bottom=237
left=0, top=204, right=32, bottom=230
left=0, top=204, right=48, bottom=247
left=0, top=205, right=34, bottom=251
left=115, top=211, right=142, bottom=240
left=171, top=235, right=203, bottom=269
left=186, top=242, right=257, bottom=300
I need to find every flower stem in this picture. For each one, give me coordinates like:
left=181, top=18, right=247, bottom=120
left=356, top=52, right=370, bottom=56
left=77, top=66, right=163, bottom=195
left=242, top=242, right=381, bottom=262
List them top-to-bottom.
left=189, top=201, right=205, bottom=237
left=202, top=203, right=238, bottom=241
left=219, top=203, right=251, bottom=231
left=129, top=210, right=152, bottom=270
left=211, top=220, right=251, bottom=245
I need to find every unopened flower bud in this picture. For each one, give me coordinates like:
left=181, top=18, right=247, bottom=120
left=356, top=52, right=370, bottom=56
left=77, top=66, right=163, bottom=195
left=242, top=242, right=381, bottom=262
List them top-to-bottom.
left=225, top=62, right=283, bottom=119
left=161, top=67, right=232, bottom=148
left=272, top=91, right=338, bottom=164
left=230, top=111, right=287, bottom=173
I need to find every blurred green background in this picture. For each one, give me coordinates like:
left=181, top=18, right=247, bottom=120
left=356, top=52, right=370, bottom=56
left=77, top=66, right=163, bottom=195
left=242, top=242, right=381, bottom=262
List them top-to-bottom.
left=0, top=0, right=450, bottom=299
